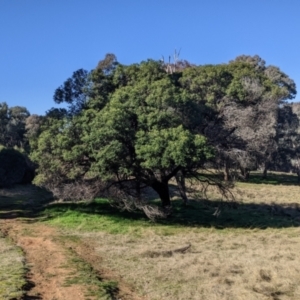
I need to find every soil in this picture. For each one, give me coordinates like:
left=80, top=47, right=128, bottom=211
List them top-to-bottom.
left=0, top=218, right=143, bottom=300
left=0, top=220, right=86, bottom=299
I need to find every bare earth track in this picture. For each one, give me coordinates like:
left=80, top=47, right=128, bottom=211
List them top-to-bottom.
left=0, top=217, right=142, bottom=300
left=0, top=219, right=143, bottom=300
left=0, top=220, right=91, bottom=300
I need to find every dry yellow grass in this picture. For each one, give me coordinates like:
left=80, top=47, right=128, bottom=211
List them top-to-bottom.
left=73, top=179, right=300, bottom=300
left=235, top=180, right=299, bottom=204
left=80, top=228, right=300, bottom=300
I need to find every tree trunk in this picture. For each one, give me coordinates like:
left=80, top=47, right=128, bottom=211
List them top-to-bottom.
left=224, top=160, right=230, bottom=181
left=261, top=162, right=269, bottom=179
left=262, top=166, right=268, bottom=179
left=240, top=167, right=250, bottom=181
left=175, top=170, right=188, bottom=205
left=245, top=170, right=250, bottom=180
left=135, top=180, right=141, bottom=203
left=151, top=180, right=171, bottom=208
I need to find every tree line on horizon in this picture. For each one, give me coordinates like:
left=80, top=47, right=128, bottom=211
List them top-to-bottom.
left=0, top=53, right=299, bottom=213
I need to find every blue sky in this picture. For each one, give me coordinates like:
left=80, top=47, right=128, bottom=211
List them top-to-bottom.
left=1, top=0, right=300, bottom=115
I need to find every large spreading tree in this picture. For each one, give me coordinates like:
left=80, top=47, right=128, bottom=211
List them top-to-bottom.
left=30, top=54, right=297, bottom=209
left=31, top=59, right=213, bottom=207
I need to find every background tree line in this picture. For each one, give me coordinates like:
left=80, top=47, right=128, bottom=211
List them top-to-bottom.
left=1, top=54, right=299, bottom=214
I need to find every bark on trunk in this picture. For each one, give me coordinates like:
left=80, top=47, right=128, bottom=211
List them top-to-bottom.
left=224, top=160, right=230, bottom=181
left=262, top=162, right=268, bottom=179
left=240, top=168, right=250, bottom=181
left=262, top=168, right=268, bottom=179
left=175, top=170, right=188, bottom=205
left=135, top=180, right=141, bottom=203
left=151, top=180, right=171, bottom=208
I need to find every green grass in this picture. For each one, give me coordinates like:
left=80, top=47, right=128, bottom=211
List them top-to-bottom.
left=1, top=178, right=298, bottom=236
left=42, top=193, right=299, bottom=237
left=43, top=198, right=152, bottom=234
left=0, top=234, right=26, bottom=299
left=58, top=235, right=119, bottom=300
left=65, top=255, right=119, bottom=299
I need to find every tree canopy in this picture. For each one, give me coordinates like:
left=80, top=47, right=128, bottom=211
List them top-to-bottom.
left=27, top=54, right=297, bottom=210
left=31, top=60, right=215, bottom=207
left=0, top=102, right=30, bottom=148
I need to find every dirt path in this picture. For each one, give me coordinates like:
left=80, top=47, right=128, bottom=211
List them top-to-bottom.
left=0, top=185, right=144, bottom=300
left=0, top=218, right=144, bottom=300
left=0, top=220, right=90, bottom=300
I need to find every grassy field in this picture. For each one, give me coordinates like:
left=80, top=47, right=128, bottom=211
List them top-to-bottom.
left=1, top=172, right=300, bottom=299
left=41, top=172, right=300, bottom=300
left=0, top=233, right=26, bottom=299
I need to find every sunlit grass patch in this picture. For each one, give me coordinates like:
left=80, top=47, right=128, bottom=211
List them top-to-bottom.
left=43, top=198, right=153, bottom=234
left=0, top=234, right=26, bottom=299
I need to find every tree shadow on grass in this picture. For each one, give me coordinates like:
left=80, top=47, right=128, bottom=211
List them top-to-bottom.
left=200, top=171, right=299, bottom=186
left=246, top=172, right=299, bottom=186
left=1, top=183, right=300, bottom=229
left=0, top=184, right=53, bottom=220
left=42, top=197, right=300, bottom=230
left=169, top=199, right=300, bottom=229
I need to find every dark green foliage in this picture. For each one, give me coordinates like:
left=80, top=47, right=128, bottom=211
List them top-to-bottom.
left=30, top=54, right=298, bottom=209
left=31, top=58, right=214, bottom=207
left=54, top=69, right=90, bottom=116
left=0, top=103, right=30, bottom=148
left=0, top=103, right=37, bottom=187
left=275, top=103, right=300, bottom=179
left=45, top=108, right=68, bottom=120
left=0, top=148, right=35, bottom=187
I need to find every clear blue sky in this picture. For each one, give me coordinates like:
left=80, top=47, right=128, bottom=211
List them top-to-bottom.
left=1, top=0, right=300, bottom=115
